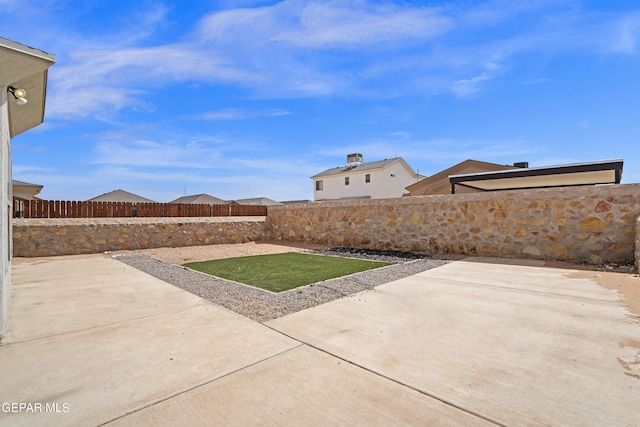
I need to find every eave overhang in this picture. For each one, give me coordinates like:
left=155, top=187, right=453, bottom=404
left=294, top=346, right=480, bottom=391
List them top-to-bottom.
left=0, top=37, right=55, bottom=137
left=449, top=159, right=623, bottom=194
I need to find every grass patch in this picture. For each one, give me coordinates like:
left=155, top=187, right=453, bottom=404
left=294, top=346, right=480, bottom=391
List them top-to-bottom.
left=183, top=252, right=392, bottom=293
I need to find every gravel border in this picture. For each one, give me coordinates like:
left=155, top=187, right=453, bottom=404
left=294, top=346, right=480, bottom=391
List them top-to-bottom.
left=115, top=249, right=451, bottom=322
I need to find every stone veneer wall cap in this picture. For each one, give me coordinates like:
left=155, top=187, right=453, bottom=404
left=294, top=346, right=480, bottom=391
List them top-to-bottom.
left=269, top=184, right=640, bottom=210
left=12, top=216, right=266, bottom=226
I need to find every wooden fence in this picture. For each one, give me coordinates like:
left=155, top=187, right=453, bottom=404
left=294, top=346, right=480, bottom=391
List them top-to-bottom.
left=13, top=199, right=267, bottom=218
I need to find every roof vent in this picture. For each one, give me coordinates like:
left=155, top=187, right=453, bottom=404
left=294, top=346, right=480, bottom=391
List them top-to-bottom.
left=347, top=153, right=363, bottom=167
left=514, top=162, right=529, bottom=168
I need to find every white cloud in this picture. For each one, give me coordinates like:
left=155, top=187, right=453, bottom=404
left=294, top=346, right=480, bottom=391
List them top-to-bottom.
left=196, top=0, right=451, bottom=48
left=276, top=0, right=451, bottom=48
left=34, top=1, right=640, bottom=119
left=186, top=1, right=455, bottom=98
left=118, top=4, right=171, bottom=46
left=608, top=13, right=640, bottom=54
left=46, top=43, right=257, bottom=118
left=451, top=59, right=507, bottom=97
left=523, top=77, right=551, bottom=86
left=48, top=85, right=147, bottom=119
left=200, top=108, right=292, bottom=121
left=389, top=131, right=411, bottom=140
left=318, top=136, right=539, bottom=172
left=92, top=139, right=222, bottom=168
left=19, top=151, right=318, bottom=201
left=228, top=156, right=320, bottom=177
left=73, top=163, right=312, bottom=202
left=11, top=165, right=54, bottom=175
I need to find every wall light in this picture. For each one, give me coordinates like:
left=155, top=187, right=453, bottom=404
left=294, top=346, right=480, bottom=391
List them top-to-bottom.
left=7, top=86, right=28, bottom=106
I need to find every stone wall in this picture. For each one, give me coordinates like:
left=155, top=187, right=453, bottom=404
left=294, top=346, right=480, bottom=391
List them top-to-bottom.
left=267, top=184, right=640, bottom=265
left=11, top=185, right=640, bottom=267
left=13, top=217, right=265, bottom=257
left=636, top=217, right=640, bottom=272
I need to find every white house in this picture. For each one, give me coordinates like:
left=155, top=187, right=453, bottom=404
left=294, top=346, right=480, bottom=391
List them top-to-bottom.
left=0, top=37, right=55, bottom=339
left=312, top=153, right=421, bottom=201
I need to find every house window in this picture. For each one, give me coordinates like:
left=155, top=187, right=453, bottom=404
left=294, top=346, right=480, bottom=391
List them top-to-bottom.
left=365, top=174, right=371, bottom=183
left=345, top=177, right=350, bottom=185
left=315, top=180, right=323, bottom=191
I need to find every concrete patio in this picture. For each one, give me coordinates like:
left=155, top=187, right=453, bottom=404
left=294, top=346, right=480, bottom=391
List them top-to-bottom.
left=0, top=252, right=639, bottom=426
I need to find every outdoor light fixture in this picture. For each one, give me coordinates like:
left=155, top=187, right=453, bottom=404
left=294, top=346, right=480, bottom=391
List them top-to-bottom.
left=7, top=86, right=28, bottom=105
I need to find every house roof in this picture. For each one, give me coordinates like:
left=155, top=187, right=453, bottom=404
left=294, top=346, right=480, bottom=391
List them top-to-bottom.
left=1, top=37, right=55, bottom=138
left=312, top=158, right=406, bottom=179
left=406, top=159, right=518, bottom=196
left=449, top=159, right=623, bottom=193
left=12, top=179, right=43, bottom=189
left=12, top=179, right=43, bottom=200
left=88, top=189, right=156, bottom=203
left=169, top=193, right=225, bottom=204
left=234, top=197, right=283, bottom=206
left=281, top=199, right=312, bottom=204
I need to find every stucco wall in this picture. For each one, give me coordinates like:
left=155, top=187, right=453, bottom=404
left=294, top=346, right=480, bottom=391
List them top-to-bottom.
left=1, top=91, right=11, bottom=338
left=268, top=184, right=640, bottom=265
left=13, top=217, right=266, bottom=257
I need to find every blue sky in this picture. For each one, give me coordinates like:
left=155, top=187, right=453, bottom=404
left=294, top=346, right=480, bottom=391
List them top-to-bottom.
left=2, top=0, right=639, bottom=202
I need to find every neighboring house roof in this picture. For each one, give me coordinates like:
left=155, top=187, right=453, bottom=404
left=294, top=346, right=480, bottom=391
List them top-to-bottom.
left=312, top=158, right=408, bottom=179
left=406, top=159, right=518, bottom=196
left=450, top=159, right=623, bottom=193
left=12, top=179, right=44, bottom=200
left=12, top=179, right=43, bottom=189
left=88, top=189, right=156, bottom=203
left=169, top=193, right=225, bottom=204
left=234, top=197, right=283, bottom=206
left=281, top=199, right=312, bottom=204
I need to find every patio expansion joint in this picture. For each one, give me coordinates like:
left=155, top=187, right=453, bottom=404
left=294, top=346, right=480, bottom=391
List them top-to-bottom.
left=2, top=302, right=212, bottom=346
left=262, top=324, right=507, bottom=427
left=97, top=343, right=305, bottom=426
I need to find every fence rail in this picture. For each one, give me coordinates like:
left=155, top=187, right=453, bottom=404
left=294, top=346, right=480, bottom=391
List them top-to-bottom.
left=13, top=199, right=267, bottom=218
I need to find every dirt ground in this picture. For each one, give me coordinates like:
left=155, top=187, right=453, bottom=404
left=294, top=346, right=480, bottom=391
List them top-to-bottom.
left=121, top=240, right=331, bottom=264
left=116, top=242, right=640, bottom=317
left=540, top=260, right=640, bottom=317
left=567, top=269, right=640, bottom=317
